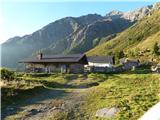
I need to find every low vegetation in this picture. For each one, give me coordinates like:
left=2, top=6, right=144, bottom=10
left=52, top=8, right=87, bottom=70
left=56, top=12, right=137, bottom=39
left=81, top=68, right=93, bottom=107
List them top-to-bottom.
left=154, top=42, right=160, bottom=55
left=0, top=68, right=15, bottom=80
left=1, top=69, right=160, bottom=120
left=1, top=72, right=107, bottom=111
left=18, top=73, right=107, bottom=89
left=76, top=74, right=160, bottom=120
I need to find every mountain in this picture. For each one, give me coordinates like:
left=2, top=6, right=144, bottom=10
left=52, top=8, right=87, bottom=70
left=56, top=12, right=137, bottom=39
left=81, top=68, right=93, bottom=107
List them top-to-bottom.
left=1, top=3, right=158, bottom=68
left=87, top=4, right=160, bottom=62
left=1, top=14, right=103, bottom=68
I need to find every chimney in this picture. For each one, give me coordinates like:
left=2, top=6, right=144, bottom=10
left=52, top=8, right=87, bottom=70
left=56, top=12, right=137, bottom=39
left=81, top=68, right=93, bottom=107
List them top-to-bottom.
left=37, top=53, right=43, bottom=60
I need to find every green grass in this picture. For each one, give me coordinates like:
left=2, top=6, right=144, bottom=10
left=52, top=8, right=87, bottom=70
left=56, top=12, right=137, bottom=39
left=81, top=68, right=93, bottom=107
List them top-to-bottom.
left=1, top=73, right=107, bottom=110
left=2, top=73, right=160, bottom=120
left=19, top=73, right=108, bottom=89
left=69, top=74, right=160, bottom=120
left=1, top=86, right=46, bottom=110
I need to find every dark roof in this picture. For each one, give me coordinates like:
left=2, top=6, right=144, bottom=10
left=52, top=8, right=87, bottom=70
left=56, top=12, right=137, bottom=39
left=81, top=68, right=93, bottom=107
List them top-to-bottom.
left=19, top=54, right=87, bottom=63
left=87, top=56, right=114, bottom=63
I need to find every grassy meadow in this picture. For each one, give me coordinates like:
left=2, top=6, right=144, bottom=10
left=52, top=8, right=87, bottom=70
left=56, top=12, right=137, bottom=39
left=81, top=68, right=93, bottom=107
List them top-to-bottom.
left=1, top=71, right=160, bottom=120
left=75, top=74, right=160, bottom=120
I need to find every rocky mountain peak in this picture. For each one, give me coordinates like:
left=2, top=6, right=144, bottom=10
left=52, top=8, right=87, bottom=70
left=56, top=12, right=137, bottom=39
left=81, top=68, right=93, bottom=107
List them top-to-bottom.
left=121, top=2, right=159, bottom=22
left=152, top=2, right=160, bottom=10
left=122, top=5, right=152, bottom=21
left=105, top=10, right=123, bottom=20
left=107, top=10, right=123, bottom=16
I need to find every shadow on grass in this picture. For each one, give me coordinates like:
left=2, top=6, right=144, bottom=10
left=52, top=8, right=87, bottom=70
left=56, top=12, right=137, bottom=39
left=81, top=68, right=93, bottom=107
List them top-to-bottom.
left=121, top=65, right=152, bottom=74
left=105, top=69, right=152, bottom=75
left=1, top=73, right=110, bottom=119
left=1, top=78, right=101, bottom=119
left=42, top=80, right=99, bottom=89
left=1, top=86, right=67, bottom=119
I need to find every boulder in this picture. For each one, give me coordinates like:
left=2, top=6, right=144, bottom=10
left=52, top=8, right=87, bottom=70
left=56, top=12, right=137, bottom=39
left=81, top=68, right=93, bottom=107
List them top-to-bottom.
left=96, top=107, right=118, bottom=118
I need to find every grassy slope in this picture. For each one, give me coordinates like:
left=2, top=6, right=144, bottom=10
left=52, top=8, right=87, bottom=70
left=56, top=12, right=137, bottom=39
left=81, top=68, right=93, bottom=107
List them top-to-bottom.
left=86, top=9, right=160, bottom=62
left=135, top=31, right=160, bottom=50
left=2, top=73, right=160, bottom=120
left=71, top=74, right=160, bottom=120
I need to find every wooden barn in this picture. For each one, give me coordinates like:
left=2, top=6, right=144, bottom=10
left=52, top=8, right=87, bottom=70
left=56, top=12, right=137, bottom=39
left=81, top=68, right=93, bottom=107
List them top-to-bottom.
left=19, top=53, right=88, bottom=73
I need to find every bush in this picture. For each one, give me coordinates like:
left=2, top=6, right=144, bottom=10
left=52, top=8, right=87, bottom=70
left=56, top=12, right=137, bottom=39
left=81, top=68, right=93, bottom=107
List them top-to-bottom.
left=153, top=42, right=160, bottom=55
left=114, top=50, right=125, bottom=64
left=0, top=68, right=15, bottom=80
left=23, top=73, right=51, bottom=77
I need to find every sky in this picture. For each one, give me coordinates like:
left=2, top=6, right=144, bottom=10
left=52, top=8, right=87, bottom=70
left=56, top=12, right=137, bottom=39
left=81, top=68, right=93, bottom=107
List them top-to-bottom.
left=0, top=0, right=158, bottom=44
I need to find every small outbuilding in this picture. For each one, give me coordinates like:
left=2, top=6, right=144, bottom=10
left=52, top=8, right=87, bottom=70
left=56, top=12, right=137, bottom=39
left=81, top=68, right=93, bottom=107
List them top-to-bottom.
left=85, top=56, right=115, bottom=72
left=119, top=58, right=140, bottom=70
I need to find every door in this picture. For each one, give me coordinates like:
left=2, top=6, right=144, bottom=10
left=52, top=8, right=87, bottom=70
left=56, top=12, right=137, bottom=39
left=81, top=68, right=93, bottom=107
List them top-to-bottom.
left=61, top=65, right=67, bottom=73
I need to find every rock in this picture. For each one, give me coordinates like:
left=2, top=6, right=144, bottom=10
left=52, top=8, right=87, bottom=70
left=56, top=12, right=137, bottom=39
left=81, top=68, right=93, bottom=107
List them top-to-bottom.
left=61, top=104, right=65, bottom=109
left=6, top=107, right=15, bottom=111
left=52, top=107, right=58, bottom=110
left=96, top=107, right=118, bottom=118
left=27, top=109, right=41, bottom=116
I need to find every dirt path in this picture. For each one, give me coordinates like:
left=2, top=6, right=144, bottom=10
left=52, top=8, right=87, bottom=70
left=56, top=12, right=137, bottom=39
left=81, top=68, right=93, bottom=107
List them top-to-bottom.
left=2, top=88, right=88, bottom=120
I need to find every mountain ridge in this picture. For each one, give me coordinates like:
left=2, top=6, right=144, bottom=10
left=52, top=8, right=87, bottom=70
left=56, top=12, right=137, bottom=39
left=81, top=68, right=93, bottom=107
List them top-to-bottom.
left=1, top=3, right=159, bottom=68
left=87, top=8, right=160, bottom=62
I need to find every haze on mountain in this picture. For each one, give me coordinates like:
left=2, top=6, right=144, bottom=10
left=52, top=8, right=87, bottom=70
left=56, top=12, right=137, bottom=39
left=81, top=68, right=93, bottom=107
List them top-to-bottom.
left=1, top=3, right=159, bottom=68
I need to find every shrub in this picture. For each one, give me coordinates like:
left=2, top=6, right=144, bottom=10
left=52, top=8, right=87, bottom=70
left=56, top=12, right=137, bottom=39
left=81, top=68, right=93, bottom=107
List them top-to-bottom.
left=153, top=42, right=160, bottom=55
left=114, top=50, right=125, bottom=64
left=0, top=68, right=15, bottom=80
left=23, top=73, right=51, bottom=77
left=49, top=111, right=68, bottom=120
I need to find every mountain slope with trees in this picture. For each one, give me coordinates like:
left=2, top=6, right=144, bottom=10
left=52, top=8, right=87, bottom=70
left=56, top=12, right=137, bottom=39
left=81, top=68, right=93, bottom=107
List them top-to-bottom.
left=87, top=7, right=160, bottom=63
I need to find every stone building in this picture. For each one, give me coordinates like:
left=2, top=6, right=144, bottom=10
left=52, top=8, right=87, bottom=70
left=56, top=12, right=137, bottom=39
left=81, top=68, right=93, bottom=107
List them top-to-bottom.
left=19, top=53, right=88, bottom=73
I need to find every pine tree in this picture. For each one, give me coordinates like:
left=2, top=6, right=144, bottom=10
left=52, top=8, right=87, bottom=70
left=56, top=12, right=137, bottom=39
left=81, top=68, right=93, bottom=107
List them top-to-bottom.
left=153, top=42, right=160, bottom=55
left=115, top=50, right=125, bottom=64
left=119, top=50, right=125, bottom=58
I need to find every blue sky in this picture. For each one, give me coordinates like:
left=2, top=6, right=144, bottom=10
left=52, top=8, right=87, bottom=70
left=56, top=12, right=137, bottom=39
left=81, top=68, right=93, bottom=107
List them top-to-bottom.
left=0, top=1, right=158, bottom=43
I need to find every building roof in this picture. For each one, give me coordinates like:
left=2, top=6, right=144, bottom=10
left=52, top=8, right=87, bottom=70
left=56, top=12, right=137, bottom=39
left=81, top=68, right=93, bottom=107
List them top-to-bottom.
left=19, top=54, right=88, bottom=64
left=87, top=56, right=114, bottom=63
left=119, top=58, right=139, bottom=64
